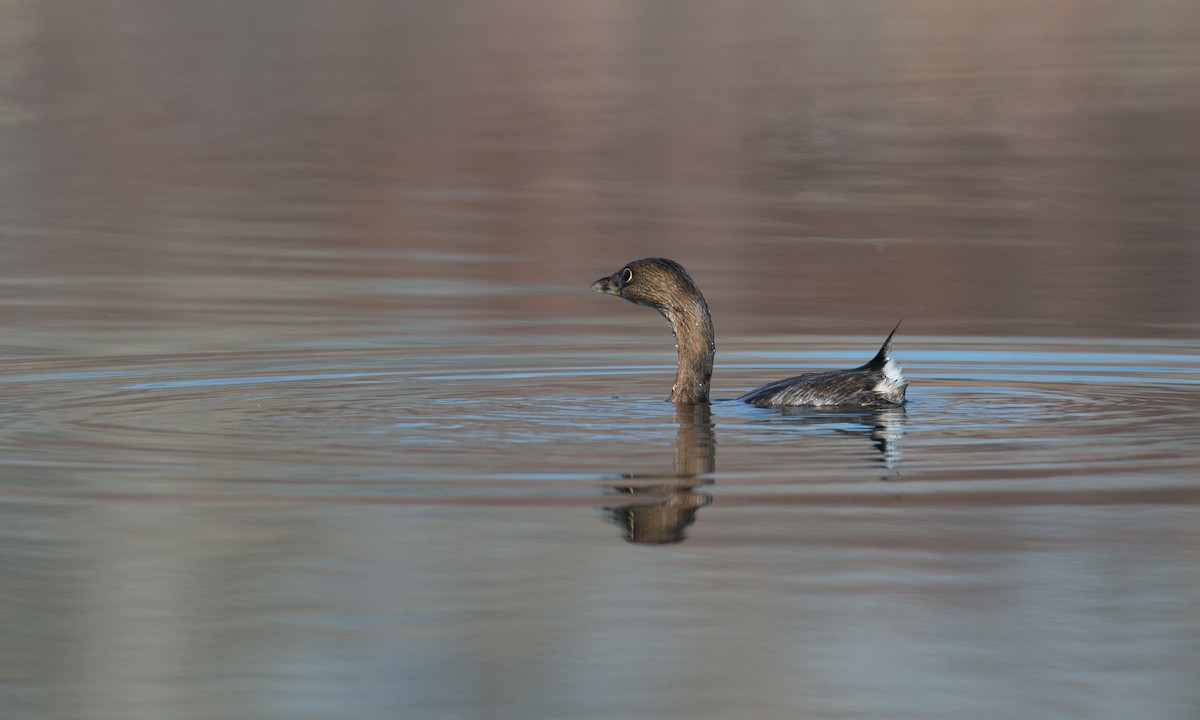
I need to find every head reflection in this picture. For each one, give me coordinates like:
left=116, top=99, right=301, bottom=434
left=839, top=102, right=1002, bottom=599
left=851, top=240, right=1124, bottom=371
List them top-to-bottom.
left=604, top=404, right=907, bottom=544
left=606, top=404, right=715, bottom=545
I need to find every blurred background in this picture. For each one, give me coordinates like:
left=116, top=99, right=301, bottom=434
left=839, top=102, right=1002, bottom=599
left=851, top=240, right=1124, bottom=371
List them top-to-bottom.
left=2, top=0, right=1197, bottom=355
left=2, top=2, right=1199, bottom=719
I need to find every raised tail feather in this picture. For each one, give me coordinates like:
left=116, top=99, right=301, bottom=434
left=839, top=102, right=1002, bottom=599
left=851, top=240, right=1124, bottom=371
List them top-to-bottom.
left=864, top=320, right=902, bottom=370
left=868, top=320, right=907, bottom=404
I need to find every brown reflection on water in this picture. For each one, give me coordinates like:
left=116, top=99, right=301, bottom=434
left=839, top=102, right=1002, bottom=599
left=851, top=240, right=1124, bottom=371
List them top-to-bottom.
left=1, top=0, right=1198, bottom=356
left=1, top=3, right=1199, bottom=720
left=606, top=403, right=716, bottom=544
left=606, top=404, right=908, bottom=543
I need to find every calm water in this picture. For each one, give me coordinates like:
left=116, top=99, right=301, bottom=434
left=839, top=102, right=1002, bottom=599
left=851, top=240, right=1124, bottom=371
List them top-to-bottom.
left=3, top=2, right=1200, bottom=719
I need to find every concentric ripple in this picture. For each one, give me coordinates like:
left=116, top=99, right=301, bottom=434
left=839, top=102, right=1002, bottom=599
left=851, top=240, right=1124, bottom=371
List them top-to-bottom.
left=1, top=338, right=1197, bottom=506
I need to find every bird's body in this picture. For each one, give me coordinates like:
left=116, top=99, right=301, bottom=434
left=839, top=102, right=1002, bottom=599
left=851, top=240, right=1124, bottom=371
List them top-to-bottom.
left=590, top=257, right=908, bottom=408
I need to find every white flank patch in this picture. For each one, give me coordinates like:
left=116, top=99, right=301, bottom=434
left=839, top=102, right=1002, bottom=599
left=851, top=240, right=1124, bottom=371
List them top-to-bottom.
left=874, top=356, right=907, bottom=395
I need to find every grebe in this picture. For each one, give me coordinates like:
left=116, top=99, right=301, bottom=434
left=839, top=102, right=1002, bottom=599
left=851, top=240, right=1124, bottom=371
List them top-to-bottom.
left=590, top=257, right=908, bottom=408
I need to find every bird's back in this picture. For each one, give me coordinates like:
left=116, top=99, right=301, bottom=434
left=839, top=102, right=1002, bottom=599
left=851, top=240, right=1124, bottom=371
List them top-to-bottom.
left=740, top=325, right=907, bottom=408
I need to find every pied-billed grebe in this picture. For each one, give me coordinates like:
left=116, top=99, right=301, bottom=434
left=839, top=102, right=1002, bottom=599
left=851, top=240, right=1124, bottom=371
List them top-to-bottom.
left=590, top=257, right=908, bottom=408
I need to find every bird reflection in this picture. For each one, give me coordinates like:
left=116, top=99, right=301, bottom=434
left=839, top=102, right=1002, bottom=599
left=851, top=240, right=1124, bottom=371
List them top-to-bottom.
left=605, top=403, right=715, bottom=545
left=604, top=404, right=907, bottom=544
left=777, top=404, right=907, bottom=481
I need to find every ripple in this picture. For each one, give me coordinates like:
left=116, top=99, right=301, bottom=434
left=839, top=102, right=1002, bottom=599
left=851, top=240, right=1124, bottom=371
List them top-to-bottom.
left=0, top=338, right=1197, bottom=505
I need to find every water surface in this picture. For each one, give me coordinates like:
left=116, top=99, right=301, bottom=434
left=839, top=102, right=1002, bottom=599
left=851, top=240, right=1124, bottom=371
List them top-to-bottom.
left=2, top=2, right=1199, bottom=719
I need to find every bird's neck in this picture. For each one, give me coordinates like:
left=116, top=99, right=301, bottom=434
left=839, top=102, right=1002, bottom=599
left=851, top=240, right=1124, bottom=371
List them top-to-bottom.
left=663, top=294, right=715, bottom=404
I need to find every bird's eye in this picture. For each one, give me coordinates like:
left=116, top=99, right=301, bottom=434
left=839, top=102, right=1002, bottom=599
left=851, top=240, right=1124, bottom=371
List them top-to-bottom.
left=621, top=267, right=634, bottom=285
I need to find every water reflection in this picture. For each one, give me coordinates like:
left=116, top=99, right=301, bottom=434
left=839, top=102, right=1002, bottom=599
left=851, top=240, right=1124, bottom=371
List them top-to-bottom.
left=2, top=0, right=1198, bottom=714
left=606, top=402, right=907, bottom=543
left=606, top=404, right=715, bottom=544
left=777, top=404, right=907, bottom=481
